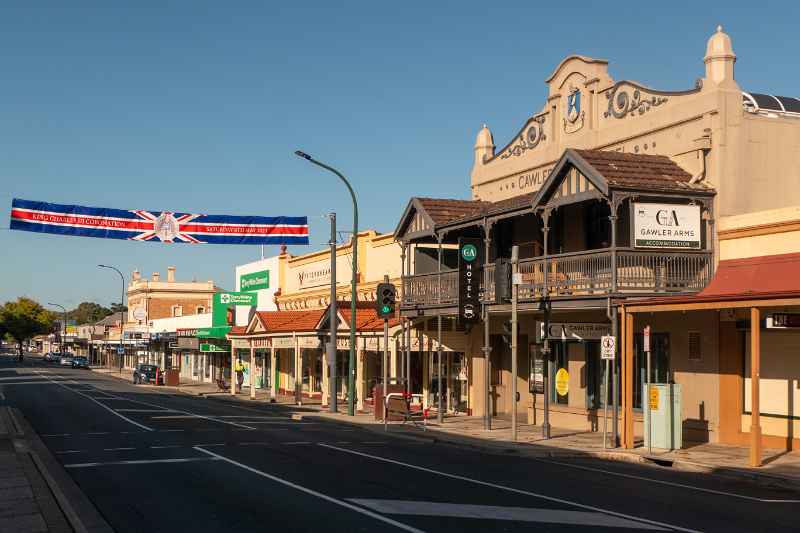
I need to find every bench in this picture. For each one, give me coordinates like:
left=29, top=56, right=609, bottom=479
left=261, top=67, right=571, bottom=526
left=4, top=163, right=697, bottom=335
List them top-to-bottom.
left=384, top=393, right=427, bottom=431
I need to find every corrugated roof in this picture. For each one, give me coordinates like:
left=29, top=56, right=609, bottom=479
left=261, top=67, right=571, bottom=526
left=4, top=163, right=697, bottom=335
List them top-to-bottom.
left=623, top=252, right=800, bottom=307
left=255, top=309, right=325, bottom=333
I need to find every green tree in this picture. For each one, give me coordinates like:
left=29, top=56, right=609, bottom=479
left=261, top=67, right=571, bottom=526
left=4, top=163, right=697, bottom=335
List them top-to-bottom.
left=0, top=298, right=54, bottom=357
left=67, top=301, right=113, bottom=324
left=109, top=302, right=128, bottom=314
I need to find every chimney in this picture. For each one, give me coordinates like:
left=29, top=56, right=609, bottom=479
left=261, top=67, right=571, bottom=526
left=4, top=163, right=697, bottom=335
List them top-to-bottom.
left=167, top=266, right=176, bottom=282
left=132, top=270, right=141, bottom=281
left=152, top=272, right=160, bottom=282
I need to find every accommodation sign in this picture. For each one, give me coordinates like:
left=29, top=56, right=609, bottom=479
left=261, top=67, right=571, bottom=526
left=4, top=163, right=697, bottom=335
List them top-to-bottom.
left=633, top=203, right=701, bottom=249
left=458, top=238, right=483, bottom=322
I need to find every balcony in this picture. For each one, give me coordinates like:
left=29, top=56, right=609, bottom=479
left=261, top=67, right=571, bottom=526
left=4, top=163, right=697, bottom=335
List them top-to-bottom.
left=401, top=249, right=712, bottom=309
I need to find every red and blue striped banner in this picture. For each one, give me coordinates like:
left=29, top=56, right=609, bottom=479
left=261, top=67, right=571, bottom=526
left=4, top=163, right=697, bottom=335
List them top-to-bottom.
left=10, top=198, right=309, bottom=245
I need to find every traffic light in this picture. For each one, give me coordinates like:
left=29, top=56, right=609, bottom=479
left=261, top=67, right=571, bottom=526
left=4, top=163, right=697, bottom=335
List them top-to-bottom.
left=495, top=258, right=512, bottom=302
left=376, top=282, right=396, bottom=319
left=501, top=320, right=513, bottom=345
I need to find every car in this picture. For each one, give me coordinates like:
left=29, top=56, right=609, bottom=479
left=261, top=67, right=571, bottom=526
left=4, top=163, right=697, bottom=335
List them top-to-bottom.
left=44, top=352, right=59, bottom=363
left=59, top=355, right=74, bottom=366
left=71, top=356, right=89, bottom=369
left=133, top=364, right=163, bottom=385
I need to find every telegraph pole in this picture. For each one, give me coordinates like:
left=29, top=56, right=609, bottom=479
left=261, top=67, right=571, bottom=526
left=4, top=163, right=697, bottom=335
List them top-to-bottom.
left=329, top=213, right=338, bottom=413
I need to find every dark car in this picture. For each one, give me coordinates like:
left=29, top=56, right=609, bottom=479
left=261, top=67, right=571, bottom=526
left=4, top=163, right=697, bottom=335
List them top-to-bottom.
left=71, top=356, right=89, bottom=369
left=133, top=364, right=163, bottom=385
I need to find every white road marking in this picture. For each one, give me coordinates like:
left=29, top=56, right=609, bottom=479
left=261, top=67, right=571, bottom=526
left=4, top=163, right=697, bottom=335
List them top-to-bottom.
left=33, top=372, right=153, bottom=431
left=0, top=375, right=52, bottom=381
left=0, top=381, right=70, bottom=385
left=0, top=391, right=5, bottom=400
left=116, top=409, right=177, bottom=413
left=150, top=415, right=200, bottom=419
left=160, top=429, right=184, bottom=432
left=87, top=432, right=109, bottom=435
left=41, top=434, right=70, bottom=438
left=238, top=442, right=270, bottom=446
left=283, top=442, right=311, bottom=445
left=318, top=444, right=701, bottom=533
left=150, top=445, right=182, bottom=449
left=103, top=447, right=136, bottom=451
left=193, top=447, right=425, bottom=533
left=56, top=450, right=83, bottom=454
left=64, top=457, right=221, bottom=468
left=534, top=458, right=800, bottom=504
left=349, top=499, right=666, bottom=530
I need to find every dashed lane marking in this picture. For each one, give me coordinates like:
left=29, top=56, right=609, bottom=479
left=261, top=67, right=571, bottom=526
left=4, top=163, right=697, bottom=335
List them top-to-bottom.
left=318, top=444, right=701, bottom=533
left=193, top=446, right=425, bottom=533
left=103, top=447, right=136, bottom=451
left=55, top=450, right=83, bottom=454
left=64, top=457, right=222, bottom=468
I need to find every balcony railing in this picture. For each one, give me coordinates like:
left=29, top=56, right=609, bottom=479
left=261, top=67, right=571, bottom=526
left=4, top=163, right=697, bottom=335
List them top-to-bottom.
left=401, top=248, right=712, bottom=308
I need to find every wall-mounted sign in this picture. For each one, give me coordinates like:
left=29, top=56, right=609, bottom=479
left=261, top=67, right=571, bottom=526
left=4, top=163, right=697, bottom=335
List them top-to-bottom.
left=633, top=203, right=701, bottom=249
left=458, top=237, right=483, bottom=323
left=240, top=270, right=269, bottom=292
left=133, top=307, right=147, bottom=321
left=767, top=313, right=800, bottom=329
left=537, top=322, right=610, bottom=342
left=177, top=328, right=198, bottom=337
left=231, top=338, right=250, bottom=349
left=200, top=343, right=228, bottom=353
left=555, top=368, right=570, bottom=397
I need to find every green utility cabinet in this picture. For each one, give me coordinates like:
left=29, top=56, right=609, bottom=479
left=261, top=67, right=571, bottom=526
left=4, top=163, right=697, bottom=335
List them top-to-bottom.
left=643, top=383, right=682, bottom=450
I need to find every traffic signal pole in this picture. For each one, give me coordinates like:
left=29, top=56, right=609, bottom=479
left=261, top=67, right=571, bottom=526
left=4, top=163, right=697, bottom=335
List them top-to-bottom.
left=382, top=275, right=390, bottom=424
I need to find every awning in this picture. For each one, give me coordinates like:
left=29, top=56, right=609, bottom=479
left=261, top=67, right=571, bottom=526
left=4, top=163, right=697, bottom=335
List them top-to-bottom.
left=623, top=252, right=800, bottom=312
left=196, top=326, right=231, bottom=339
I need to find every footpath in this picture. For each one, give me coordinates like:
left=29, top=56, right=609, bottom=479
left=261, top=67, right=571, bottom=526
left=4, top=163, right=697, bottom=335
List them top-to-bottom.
left=93, top=367, right=800, bottom=491
left=0, top=406, right=112, bottom=533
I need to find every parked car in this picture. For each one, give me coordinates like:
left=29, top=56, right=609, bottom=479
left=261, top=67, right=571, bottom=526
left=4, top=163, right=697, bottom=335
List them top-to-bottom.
left=44, top=352, right=59, bottom=363
left=59, top=354, right=74, bottom=366
left=71, top=356, right=89, bottom=369
left=133, top=364, right=163, bottom=385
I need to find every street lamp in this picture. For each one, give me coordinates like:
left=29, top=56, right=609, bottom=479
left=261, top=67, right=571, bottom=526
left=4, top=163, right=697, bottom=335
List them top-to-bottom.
left=295, top=150, right=359, bottom=416
left=98, top=264, right=126, bottom=374
left=47, top=303, right=67, bottom=355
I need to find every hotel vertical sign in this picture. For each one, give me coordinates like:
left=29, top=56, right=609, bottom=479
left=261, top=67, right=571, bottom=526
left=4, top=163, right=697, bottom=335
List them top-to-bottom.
left=633, top=203, right=701, bottom=249
left=458, top=238, right=482, bottom=323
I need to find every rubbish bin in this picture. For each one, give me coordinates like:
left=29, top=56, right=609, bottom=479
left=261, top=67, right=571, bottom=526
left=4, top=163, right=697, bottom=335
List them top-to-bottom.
left=643, top=383, right=682, bottom=450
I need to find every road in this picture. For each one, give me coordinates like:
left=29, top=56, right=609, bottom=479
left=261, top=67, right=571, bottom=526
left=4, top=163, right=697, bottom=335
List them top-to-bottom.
left=1, top=354, right=797, bottom=532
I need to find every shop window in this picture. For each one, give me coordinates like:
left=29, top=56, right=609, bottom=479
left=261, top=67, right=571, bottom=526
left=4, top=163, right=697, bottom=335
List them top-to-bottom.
left=688, top=331, right=701, bottom=361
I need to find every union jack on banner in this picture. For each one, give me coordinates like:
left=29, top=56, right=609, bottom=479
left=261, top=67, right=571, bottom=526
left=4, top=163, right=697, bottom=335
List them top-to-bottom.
left=9, top=198, right=309, bottom=245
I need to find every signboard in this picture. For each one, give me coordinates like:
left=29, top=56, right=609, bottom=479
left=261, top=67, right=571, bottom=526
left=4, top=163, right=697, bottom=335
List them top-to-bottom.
left=633, top=203, right=701, bottom=249
left=458, top=237, right=482, bottom=323
left=240, top=270, right=270, bottom=292
left=212, top=291, right=258, bottom=327
left=133, top=307, right=147, bottom=321
left=767, top=313, right=800, bottom=329
left=537, top=322, right=610, bottom=342
left=643, top=325, right=651, bottom=352
left=177, top=328, right=198, bottom=337
left=601, top=335, right=616, bottom=360
left=177, top=337, right=199, bottom=350
left=272, top=337, right=295, bottom=349
left=231, top=338, right=250, bottom=349
left=200, top=343, right=228, bottom=353
left=529, top=344, right=544, bottom=394
left=116, top=346, right=125, bottom=355
left=555, top=368, right=569, bottom=397
left=648, top=385, right=659, bottom=410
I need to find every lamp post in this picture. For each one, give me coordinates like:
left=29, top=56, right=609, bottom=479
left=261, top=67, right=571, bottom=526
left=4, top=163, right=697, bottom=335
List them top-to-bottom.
left=295, top=150, right=358, bottom=416
left=98, top=264, right=126, bottom=373
left=47, top=303, right=67, bottom=354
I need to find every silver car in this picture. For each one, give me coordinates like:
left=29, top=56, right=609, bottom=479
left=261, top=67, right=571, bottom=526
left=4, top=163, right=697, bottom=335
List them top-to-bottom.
left=59, top=355, right=74, bottom=366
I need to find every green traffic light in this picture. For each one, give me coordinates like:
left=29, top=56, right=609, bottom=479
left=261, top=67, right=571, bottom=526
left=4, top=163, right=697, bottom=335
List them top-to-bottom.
left=382, top=305, right=391, bottom=314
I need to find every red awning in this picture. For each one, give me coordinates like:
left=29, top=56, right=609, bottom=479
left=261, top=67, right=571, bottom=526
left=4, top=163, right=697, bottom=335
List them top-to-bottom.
left=623, top=252, right=800, bottom=308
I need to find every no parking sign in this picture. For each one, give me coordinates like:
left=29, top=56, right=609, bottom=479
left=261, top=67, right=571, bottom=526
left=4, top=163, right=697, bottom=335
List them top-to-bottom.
left=601, top=335, right=616, bottom=360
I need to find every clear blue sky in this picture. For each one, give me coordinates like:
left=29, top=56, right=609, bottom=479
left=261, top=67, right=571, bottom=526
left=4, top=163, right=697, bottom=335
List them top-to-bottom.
left=1, top=1, right=798, bottom=309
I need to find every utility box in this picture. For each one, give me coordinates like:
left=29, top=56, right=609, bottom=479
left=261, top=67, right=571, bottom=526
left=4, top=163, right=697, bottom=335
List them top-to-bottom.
left=643, top=383, right=682, bottom=450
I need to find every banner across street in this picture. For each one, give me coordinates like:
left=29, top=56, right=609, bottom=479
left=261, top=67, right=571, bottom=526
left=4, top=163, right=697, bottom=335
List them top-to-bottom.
left=9, top=198, right=309, bottom=245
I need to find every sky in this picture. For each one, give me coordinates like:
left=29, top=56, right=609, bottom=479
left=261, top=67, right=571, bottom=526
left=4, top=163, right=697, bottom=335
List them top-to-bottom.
left=1, top=1, right=799, bottom=309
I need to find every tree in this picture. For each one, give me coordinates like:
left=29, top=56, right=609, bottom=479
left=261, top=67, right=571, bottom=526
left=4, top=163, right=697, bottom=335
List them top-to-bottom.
left=0, top=298, right=54, bottom=357
left=67, top=301, right=113, bottom=324
left=109, top=302, right=128, bottom=314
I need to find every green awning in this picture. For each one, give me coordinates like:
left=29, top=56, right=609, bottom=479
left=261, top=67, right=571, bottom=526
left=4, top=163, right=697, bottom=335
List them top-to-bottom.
left=196, top=326, right=231, bottom=339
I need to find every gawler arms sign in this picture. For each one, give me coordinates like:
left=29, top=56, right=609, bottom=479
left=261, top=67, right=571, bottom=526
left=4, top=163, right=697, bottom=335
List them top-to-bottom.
left=633, top=203, right=701, bottom=249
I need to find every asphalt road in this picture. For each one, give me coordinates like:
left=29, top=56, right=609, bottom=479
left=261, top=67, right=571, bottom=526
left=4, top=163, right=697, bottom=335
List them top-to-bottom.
left=1, top=354, right=797, bottom=533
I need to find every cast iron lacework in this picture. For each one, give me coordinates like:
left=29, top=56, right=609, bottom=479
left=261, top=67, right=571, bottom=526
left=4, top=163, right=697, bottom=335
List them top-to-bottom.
left=604, top=83, right=668, bottom=119
left=499, top=116, right=547, bottom=159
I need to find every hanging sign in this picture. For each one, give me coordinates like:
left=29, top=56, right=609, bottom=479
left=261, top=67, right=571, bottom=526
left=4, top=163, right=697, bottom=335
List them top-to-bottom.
left=10, top=198, right=309, bottom=245
left=633, top=203, right=701, bottom=249
left=458, top=237, right=483, bottom=323
left=538, top=322, right=610, bottom=342
left=529, top=344, right=544, bottom=394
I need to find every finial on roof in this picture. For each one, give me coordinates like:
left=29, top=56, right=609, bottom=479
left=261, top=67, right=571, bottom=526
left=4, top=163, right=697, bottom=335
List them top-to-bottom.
left=704, top=24, right=735, bottom=84
left=716, top=24, right=722, bottom=32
